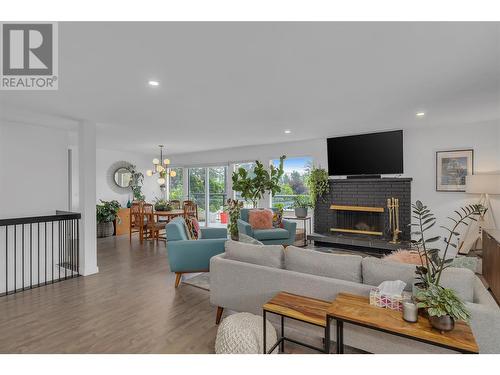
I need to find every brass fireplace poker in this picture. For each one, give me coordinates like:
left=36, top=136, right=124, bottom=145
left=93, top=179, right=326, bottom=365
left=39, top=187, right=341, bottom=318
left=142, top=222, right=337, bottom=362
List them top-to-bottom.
left=387, top=197, right=401, bottom=244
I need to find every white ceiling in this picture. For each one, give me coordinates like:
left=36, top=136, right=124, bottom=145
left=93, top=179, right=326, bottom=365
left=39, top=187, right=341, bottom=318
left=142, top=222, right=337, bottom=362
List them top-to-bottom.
left=1, top=22, right=499, bottom=155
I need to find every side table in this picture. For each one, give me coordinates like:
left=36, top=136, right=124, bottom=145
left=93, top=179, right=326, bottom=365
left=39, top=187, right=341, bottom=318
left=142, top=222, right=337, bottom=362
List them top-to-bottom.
left=284, top=216, right=312, bottom=247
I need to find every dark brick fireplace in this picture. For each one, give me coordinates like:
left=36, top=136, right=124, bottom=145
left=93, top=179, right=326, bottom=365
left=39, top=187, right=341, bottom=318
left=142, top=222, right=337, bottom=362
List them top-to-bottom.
left=313, top=178, right=412, bottom=250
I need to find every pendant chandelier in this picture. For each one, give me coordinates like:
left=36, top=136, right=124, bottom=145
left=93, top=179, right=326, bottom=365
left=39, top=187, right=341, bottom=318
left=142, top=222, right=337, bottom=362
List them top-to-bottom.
left=146, top=145, right=176, bottom=185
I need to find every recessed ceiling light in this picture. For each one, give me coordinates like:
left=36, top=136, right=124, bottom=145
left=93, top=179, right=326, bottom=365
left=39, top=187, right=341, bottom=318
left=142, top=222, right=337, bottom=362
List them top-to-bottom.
left=148, top=80, right=160, bottom=87
left=416, top=112, right=425, bottom=117
left=284, top=130, right=292, bottom=134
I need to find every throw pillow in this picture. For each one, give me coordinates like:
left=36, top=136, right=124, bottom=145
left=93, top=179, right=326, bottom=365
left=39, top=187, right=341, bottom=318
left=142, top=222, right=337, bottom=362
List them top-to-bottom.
left=272, top=208, right=283, bottom=228
left=248, top=209, right=274, bottom=230
left=184, top=217, right=200, bottom=240
left=238, top=233, right=264, bottom=245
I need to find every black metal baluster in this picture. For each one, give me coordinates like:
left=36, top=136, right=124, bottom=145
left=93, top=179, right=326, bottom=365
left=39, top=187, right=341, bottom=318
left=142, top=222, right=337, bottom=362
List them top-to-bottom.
left=76, top=219, right=80, bottom=275
left=64, top=220, right=67, bottom=279
left=71, top=220, right=74, bottom=277
left=58, top=221, right=61, bottom=281
left=45, top=222, right=47, bottom=285
left=52, top=222, right=54, bottom=284
left=30, top=223, right=32, bottom=289
left=37, top=223, right=40, bottom=287
left=14, top=225, right=17, bottom=293
left=22, top=225, right=25, bottom=291
left=5, top=226, right=8, bottom=295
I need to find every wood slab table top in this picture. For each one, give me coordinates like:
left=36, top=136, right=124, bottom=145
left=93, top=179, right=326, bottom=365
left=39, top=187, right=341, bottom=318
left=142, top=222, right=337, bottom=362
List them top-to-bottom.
left=263, top=291, right=331, bottom=327
left=327, top=293, right=478, bottom=354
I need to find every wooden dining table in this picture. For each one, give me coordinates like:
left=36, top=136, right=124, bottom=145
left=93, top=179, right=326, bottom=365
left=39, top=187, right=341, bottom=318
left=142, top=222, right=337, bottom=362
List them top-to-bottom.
left=153, top=209, right=185, bottom=220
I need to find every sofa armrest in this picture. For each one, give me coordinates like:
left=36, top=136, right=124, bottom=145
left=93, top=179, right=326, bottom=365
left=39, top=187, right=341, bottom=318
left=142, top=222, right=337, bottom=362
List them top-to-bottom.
left=237, top=219, right=253, bottom=237
left=281, top=219, right=297, bottom=241
left=200, top=227, right=228, bottom=239
left=167, top=238, right=227, bottom=273
left=473, top=275, right=500, bottom=309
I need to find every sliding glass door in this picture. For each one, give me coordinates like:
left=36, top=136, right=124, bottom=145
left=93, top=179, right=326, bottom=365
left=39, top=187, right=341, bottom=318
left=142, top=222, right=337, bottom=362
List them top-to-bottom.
left=188, top=166, right=227, bottom=227
left=188, top=167, right=207, bottom=225
left=208, top=167, right=227, bottom=226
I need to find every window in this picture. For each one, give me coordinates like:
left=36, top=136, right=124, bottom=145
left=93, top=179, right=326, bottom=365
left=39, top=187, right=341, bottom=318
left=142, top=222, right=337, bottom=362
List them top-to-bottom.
left=272, top=156, right=313, bottom=210
left=233, top=162, right=256, bottom=208
left=168, top=167, right=183, bottom=200
left=188, top=167, right=206, bottom=224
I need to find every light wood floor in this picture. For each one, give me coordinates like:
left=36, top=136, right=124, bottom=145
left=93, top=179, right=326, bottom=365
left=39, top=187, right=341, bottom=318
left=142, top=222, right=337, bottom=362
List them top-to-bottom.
left=0, top=235, right=218, bottom=353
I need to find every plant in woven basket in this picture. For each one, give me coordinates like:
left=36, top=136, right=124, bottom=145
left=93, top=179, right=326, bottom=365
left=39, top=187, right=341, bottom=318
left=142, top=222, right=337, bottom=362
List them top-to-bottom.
left=226, top=198, right=243, bottom=240
left=96, top=200, right=121, bottom=224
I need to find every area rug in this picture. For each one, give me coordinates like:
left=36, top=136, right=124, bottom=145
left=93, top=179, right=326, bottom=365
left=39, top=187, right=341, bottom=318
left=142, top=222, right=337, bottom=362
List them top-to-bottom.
left=182, top=272, right=210, bottom=291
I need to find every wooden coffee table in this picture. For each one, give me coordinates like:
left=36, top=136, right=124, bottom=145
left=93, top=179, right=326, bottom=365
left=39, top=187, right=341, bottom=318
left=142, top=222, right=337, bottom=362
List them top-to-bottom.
left=262, top=291, right=331, bottom=354
left=326, top=293, right=479, bottom=354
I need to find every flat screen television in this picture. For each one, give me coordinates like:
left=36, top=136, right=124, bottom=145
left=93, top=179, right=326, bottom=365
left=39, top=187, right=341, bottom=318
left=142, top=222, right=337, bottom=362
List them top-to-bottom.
left=327, top=130, right=403, bottom=176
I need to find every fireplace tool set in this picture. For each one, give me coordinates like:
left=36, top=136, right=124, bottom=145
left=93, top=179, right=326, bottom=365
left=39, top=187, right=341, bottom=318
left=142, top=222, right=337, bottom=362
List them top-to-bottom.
left=387, top=197, right=401, bottom=243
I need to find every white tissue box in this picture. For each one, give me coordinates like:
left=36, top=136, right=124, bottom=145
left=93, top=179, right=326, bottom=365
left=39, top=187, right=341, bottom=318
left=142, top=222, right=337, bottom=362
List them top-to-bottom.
left=369, top=288, right=412, bottom=311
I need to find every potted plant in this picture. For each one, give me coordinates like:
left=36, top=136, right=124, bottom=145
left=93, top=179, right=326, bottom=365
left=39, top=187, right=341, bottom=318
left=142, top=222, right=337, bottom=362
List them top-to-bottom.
left=232, top=156, right=286, bottom=208
left=127, top=165, right=145, bottom=201
left=306, top=166, right=329, bottom=207
left=293, top=195, right=312, bottom=218
left=153, top=197, right=172, bottom=211
left=226, top=198, right=243, bottom=241
left=96, top=200, right=121, bottom=238
left=410, top=200, right=485, bottom=330
left=416, top=284, right=471, bottom=332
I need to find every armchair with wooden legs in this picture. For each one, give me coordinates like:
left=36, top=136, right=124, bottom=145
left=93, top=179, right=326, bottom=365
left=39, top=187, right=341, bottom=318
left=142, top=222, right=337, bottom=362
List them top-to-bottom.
left=165, top=217, right=227, bottom=288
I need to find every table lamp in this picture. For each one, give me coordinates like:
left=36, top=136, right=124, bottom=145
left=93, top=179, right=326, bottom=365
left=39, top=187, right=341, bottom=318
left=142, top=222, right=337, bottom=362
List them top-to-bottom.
left=458, top=174, right=500, bottom=254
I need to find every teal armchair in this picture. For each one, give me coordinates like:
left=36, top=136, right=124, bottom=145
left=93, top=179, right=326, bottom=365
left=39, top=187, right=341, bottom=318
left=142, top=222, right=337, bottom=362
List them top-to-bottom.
left=237, top=208, right=297, bottom=245
left=166, top=217, right=227, bottom=287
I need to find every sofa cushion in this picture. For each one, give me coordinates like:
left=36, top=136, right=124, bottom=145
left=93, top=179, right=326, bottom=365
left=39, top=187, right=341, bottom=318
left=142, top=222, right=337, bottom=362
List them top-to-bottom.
left=248, top=209, right=274, bottom=230
left=253, top=228, right=289, bottom=241
left=238, top=233, right=263, bottom=245
left=225, top=240, right=284, bottom=269
left=285, top=247, right=363, bottom=283
left=363, top=257, right=475, bottom=302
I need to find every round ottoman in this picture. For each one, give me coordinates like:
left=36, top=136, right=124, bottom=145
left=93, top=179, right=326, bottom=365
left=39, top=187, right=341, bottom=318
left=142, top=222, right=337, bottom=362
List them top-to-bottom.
left=215, top=312, right=278, bottom=354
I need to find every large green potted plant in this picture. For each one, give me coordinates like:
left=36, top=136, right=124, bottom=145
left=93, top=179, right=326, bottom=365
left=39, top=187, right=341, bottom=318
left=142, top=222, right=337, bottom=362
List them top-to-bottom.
left=232, top=156, right=286, bottom=208
left=306, top=166, right=329, bottom=207
left=293, top=195, right=312, bottom=218
left=153, top=197, right=172, bottom=211
left=96, top=200, right=121, bottom=238
left=411, top=200, right=485, bottom=331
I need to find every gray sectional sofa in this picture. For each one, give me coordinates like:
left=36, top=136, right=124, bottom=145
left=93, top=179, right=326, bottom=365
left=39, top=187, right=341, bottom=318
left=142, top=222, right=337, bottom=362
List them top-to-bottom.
left=209, top=241, right=500, bottom=353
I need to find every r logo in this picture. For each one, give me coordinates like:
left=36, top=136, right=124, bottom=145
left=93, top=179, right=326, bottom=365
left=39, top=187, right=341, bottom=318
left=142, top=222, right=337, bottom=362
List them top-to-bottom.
left=2, top=23, right=53, bottom=75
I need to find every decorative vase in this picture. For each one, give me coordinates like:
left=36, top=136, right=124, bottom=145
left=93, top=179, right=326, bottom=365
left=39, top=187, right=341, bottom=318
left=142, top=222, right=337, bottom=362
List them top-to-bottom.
left=294, top=207, right=308, bottom=218
left=97, top=221, right=114, bottom=238
left=231, top=233, right=239, bottom=241
left=429, top=315, right=455, bottom=332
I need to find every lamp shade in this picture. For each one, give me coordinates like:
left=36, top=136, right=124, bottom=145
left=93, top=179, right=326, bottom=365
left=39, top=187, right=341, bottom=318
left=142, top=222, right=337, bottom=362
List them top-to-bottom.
left=466, top=174, right=500, bottom=195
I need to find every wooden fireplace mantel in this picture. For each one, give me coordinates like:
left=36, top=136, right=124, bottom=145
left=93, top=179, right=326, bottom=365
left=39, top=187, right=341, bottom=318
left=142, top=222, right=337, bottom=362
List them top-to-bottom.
left=330, top=204, right=385, bottom=213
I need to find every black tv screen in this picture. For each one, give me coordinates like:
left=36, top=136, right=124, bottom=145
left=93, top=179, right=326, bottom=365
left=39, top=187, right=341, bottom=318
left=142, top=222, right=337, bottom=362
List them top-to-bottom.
left=327, top=130, right=403, bottom=176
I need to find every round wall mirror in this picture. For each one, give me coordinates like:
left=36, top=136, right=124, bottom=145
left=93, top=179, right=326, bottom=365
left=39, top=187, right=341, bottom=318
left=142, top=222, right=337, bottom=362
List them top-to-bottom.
left=114, top=167, right=132, bottom=188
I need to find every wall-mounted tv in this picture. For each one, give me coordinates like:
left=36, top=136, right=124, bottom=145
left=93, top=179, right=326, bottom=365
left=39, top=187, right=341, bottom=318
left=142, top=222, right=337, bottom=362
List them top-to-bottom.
left=327, top=130, right=403, bottom=176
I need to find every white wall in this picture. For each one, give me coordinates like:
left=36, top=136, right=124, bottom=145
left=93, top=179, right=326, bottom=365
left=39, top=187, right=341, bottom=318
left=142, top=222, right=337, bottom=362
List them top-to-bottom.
left=0, top=120, right=70, bottom=217
left=404, top=120, right=500, bottom=253
left=167, top=121, right=500, bottom=250
left=96, top=148, right=161, bottom=207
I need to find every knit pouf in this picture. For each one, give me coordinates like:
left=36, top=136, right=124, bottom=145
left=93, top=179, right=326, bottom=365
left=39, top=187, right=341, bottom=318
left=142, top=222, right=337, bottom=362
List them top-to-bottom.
left=215, top=312, right=278, bottom=354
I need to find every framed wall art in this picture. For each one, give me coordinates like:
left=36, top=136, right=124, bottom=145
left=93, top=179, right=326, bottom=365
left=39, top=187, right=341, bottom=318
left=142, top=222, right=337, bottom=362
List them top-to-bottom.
left=436, top=149, right=473, bottom=192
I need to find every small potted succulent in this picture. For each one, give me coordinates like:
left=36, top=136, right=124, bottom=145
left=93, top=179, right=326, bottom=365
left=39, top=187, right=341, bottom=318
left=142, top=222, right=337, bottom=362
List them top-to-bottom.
left=293, top=195, right=312, bottom=218
left=96, top=200, right=121, bottom=238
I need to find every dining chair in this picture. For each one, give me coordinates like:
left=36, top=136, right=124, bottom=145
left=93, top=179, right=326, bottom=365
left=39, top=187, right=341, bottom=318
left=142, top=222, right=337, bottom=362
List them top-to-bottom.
left=183, top=200, right=198, bottom=220
left=129, top=201, right=145, bottom=243
left=143, top=203, right=167, bottom=242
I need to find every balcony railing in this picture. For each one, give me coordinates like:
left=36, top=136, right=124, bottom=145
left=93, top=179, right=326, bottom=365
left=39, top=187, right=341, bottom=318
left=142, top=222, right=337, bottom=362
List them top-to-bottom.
left=272, top=194, right=308, bottom=210
left=0, top=211, right=81, bottom=297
